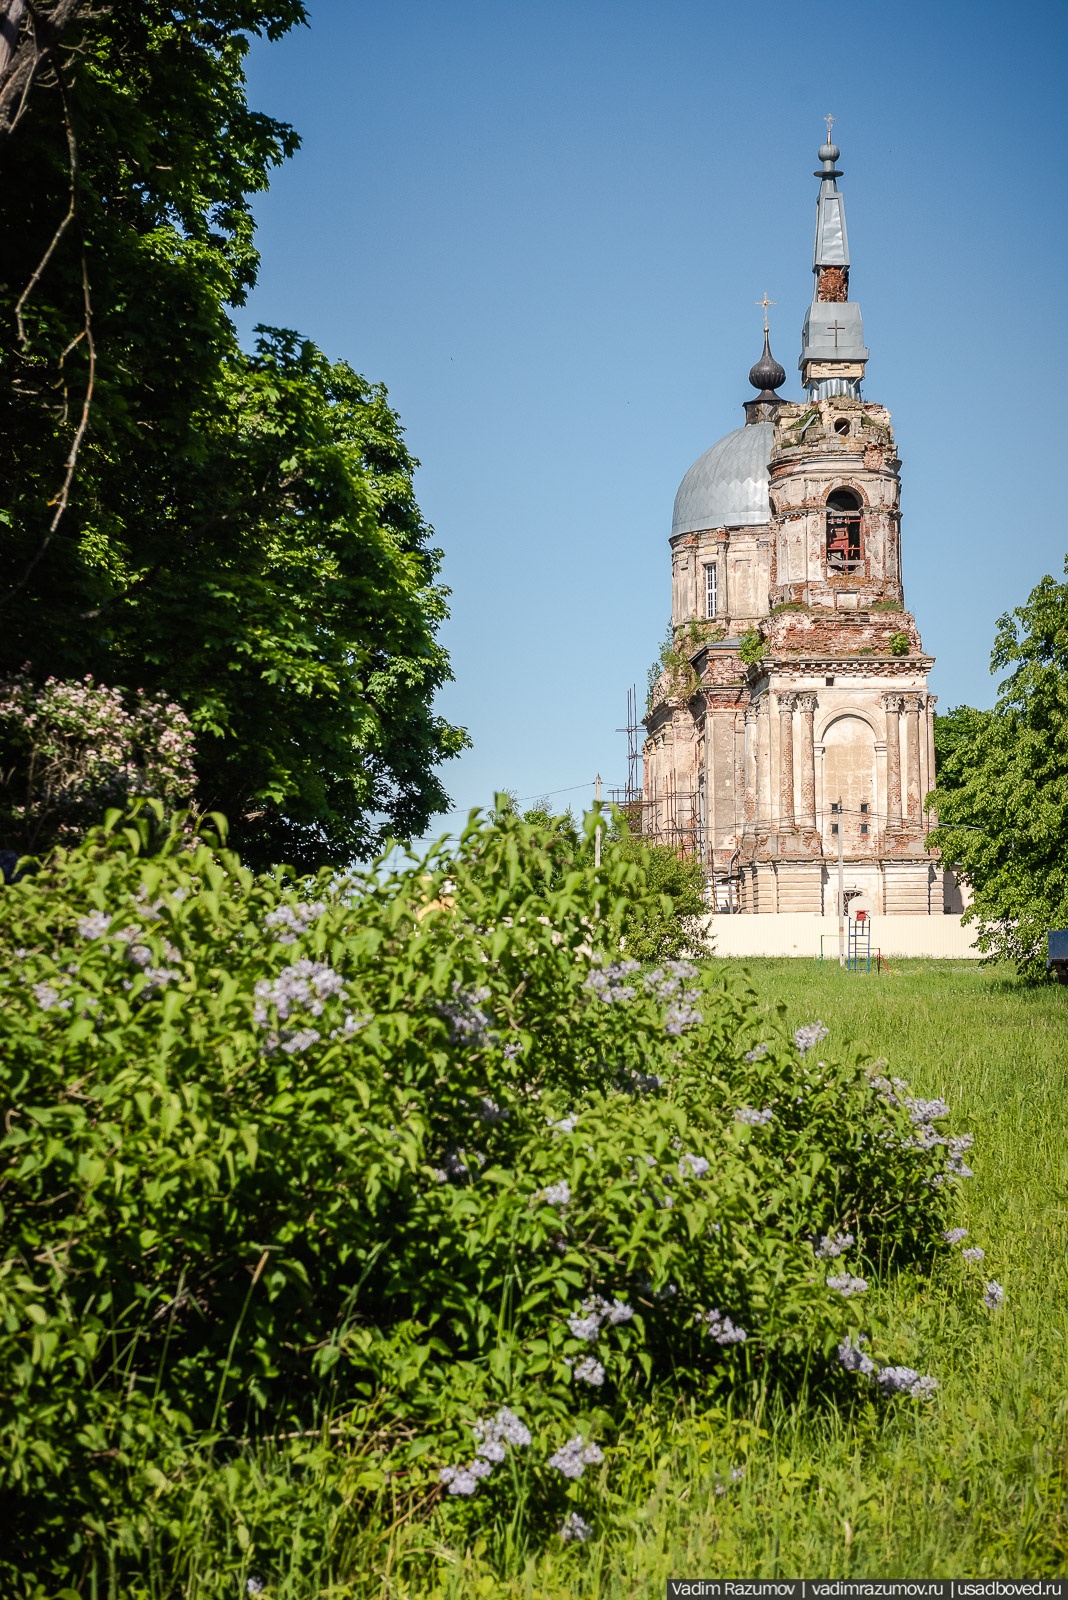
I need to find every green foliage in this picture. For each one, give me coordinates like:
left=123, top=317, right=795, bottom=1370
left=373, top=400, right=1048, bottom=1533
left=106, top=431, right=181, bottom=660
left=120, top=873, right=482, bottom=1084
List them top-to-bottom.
left=0, top=3, right=464, bottom=870
left=929, top=559, right=1068, bottom=976
left=870, top=599, right=903, bottom=613
left=769, top=601, right=809, bottom=615
left=645, top=623, right=700, bottom=710
left=739, top=629, right=766, bottom=665
left=888, top=632, right=910, bottom=657
left=0, top=806, right=966, bottom=1590
left=613, top=838, right=707, bottom=961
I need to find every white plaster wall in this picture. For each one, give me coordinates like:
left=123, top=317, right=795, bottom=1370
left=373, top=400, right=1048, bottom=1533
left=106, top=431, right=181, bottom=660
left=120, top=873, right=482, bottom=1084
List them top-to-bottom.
left=700, top=913, right=981, bottom=959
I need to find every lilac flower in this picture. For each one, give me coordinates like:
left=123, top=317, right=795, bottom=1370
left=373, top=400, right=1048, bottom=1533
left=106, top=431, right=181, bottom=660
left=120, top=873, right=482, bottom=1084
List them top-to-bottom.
left=264, top=901, right=328, bottom=945
left=77, top=911, right=111, bottom=941
left=665, top=959, right=698, bottom=979
left=253, top=960, right=346, bottom=1024
left=585, top=962, right=638, bottom=1004
left=32, top=982, right=70, bottom=1012
left=436, top=983, right=494, bottom=1043
left=665, top=1002, right=703, bottom=1035
left=329, top=1012, right=370, bottom=1040
left=794, top=1021, right=829, bottom=1056
left=503, top=1040, right=523, bottom=1059
left=744, top=1044, right=768, bottom=1062
left=904, top=1096, right=951, bottom=1124
left=478, top=1097, right=507, bottom=1123
left=734, top=1106, right=774, bottom=1127
left=549, top=1114, right=578, bottom=1134
left=678, top=1152, right=710, bottom=1180
left=538, top=1180, right=571, bottom=1209
left=942, top=1228, right=969, bottom=1246
left=815, top=1231, right=855, bottom=1260
left=961, top=1246, right=985, bottom=1264
left=827, top=1273, right=868, bottom=1297
left=983, top=1280, right=1004, bottom=1309
left=605, top=1298, right=634, bottom=1324
left=698, top=1308, right=747, bottom=1344
left=567, top=1312, right=601, bottom=1342
left=837, top=1335, right=877, bottom=1379
left=573, top=1356, right=605, bottom=1386
left=877, top=1366, right=938, bottom=1400
left=473, top=1407, right=532, bottom=1456
left=548, top=1436, right=604, bottom=1479
left=439, top=1463, right=484, bottom=1495
left=560, top=1511, right=592, bottom=1543
left=247, top=1580, right=265, bottom=1596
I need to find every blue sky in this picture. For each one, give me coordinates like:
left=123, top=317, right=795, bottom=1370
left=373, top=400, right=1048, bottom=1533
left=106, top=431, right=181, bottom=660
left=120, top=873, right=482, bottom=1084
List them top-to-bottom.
left=236, top=0, right=1068, bottom=831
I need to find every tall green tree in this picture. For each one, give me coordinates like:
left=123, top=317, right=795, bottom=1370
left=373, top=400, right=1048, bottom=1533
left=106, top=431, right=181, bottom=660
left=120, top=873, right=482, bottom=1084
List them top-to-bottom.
left=0, top=1, right=466, bottom=868
left=929, top=558, right=1068, bottom=976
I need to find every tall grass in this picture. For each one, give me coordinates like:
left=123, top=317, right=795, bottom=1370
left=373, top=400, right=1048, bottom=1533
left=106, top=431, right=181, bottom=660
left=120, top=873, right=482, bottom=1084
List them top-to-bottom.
left=102, top=960, right=1068, bottom=1595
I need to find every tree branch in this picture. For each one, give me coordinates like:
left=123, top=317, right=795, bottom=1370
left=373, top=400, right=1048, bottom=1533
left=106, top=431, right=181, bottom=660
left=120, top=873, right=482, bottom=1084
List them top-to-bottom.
left=0, top=0, right=90, bottom=147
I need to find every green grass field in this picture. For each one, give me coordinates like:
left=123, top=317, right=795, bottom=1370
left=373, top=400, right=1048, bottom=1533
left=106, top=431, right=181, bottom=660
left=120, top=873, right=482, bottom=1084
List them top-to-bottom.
left=430, top=959, right=1068, bottom=1595
left=134, top=960, right=1068, bottom=1597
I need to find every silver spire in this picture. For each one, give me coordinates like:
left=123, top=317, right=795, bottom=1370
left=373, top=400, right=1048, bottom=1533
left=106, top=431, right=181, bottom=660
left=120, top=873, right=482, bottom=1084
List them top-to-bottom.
left=798, top=124, right=869, bottom=402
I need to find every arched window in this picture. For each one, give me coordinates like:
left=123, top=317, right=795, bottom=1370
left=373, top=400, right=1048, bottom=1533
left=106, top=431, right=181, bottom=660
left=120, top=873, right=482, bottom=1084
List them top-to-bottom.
left=826, top=488, right=863, bottom=569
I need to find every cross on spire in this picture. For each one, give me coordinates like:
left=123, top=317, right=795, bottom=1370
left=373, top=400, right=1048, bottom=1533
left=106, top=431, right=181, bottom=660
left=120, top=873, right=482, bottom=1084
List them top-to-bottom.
left=824, top=113, right=836, bottom=142
left=755, top=291, right=776, bottom=333
left=827, top=317, right=845, bottom=348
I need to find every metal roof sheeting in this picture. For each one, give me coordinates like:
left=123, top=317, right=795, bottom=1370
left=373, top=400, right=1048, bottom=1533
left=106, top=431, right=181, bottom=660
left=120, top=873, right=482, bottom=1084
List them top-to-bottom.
left=671, top=423, right=774, bottom=535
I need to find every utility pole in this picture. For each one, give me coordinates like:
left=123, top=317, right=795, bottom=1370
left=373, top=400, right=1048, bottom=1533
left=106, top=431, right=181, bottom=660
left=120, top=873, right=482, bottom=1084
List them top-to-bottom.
left=594, top=774, right=602, bottom=869
left=836, top=796, right=846, bottom=968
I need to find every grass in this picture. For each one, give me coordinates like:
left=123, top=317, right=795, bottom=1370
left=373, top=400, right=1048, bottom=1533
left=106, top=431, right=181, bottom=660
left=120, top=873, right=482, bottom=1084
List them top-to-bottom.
left=99, top=960, right=1068, bottom=1595
left=430, top=960, right=1068, bottom=1593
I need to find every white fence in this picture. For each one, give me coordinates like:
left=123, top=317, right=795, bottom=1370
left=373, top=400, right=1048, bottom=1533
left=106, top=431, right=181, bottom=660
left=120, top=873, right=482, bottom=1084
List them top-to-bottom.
left=701, top=913, right=981, bottom=960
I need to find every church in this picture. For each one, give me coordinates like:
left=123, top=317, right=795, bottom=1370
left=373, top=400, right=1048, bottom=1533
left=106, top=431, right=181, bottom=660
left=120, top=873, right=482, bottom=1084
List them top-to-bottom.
left=642, top=130, right=948, bottom=917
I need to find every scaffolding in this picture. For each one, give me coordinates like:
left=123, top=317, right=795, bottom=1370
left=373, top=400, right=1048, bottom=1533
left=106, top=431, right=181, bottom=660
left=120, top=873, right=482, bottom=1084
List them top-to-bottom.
left=610, top=684, right=706, bottom=861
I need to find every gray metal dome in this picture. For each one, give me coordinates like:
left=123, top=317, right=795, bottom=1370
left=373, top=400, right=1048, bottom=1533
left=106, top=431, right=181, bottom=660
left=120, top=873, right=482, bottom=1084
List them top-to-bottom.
left=671, top=422, right=774, bottom=535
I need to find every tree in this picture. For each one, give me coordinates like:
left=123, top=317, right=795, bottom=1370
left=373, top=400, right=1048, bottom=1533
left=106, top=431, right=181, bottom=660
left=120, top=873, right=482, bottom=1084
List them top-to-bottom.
left=0, top=1, right=466, bottom=869
left=929, top=558, right=1068, bottom=976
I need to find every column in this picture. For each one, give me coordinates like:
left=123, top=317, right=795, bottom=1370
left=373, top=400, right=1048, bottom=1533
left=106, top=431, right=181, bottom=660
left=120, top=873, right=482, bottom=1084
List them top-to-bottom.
left=777, top=692, right=797, bottom=831
left=925, top=692, right=938, bottom=815
left=882, top=693, right=903, bottom=829
left=796, top=694, right=817, bottom=832
left=904, top=694, right=923, bottom=823
left=743, top=704, right=758, bottom=829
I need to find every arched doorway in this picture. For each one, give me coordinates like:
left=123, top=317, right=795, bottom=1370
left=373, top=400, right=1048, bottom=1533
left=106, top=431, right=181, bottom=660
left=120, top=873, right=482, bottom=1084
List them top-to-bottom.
left=821, top=715, right=876, bottom=852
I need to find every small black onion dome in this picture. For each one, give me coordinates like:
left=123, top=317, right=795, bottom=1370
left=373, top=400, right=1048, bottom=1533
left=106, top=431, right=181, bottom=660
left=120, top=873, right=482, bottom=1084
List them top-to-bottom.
left=749, top=331, right=786, bottom=395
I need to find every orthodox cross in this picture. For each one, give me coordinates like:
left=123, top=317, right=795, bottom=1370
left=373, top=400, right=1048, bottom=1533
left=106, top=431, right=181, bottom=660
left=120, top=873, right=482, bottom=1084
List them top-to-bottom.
left=824, top=113, right=836, bottom=142
left=755, top=291, right=776, bottom=333
left=827, top=318, right=845, bottom=348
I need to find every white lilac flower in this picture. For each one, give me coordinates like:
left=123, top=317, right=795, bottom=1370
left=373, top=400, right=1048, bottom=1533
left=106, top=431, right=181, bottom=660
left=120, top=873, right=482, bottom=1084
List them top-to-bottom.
left=264, top=900, right=328, bottom=945
left=77, top=911, right=111, bottom=940
left=665, top=959, right=698, bottom=979
left=140, top=965, right=182, bottom=996
left=32, top=982, right=71, bottom=1012
left=664, top=1002, right=702, bottom=1035
left=329, top=1012, right=370, bottom=1039
left=794, top=1020, right=829, bottom=1055
left=503, top=1040, right=523, bottom=1059
left=744, top=1044, right=768, bottom=1062
left=478, top=1096, right=507, bottom=1123
left=905, top=1096, right=951, bottom=1124
left=734, top=1106, right=774, bottom=1127
left=549, top=1114, right=578, bottom=1134
left=678, top=1152, right=710, bottom=1180
left=538, top=1180, right=571, bottom=1209
left=942, top=1227, right=969, bottom=1245
left=815, top=1231, right=855, bottom=1260
left=961, top=1246, right=985, bottom=1264
left=826, top=1273, right=868, bottom=1297
left=983, top=1280, right=1005, bottom=1309
left=606, top=1298, right=634, bottom=1324
left=699, top=1308, right=747, bottom=1344
left=568, top=1312, right=601, bottom=1342
left=837, top=1335, right=877, bottom=1379
left=573, top=1356, right=605, bottom=1386
left=876, top=1366, right=938, bottom=1400
left=548, top=1436, right=604, bottom=1479
left=560, top=1511, right=592, bottom=1543
left=246, top=1580, right=265, bottom=1596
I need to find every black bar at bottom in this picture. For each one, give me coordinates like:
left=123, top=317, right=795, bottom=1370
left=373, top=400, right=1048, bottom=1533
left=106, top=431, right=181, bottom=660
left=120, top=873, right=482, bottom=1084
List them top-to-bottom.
left=667, top=1584, right=1068, bottom=1599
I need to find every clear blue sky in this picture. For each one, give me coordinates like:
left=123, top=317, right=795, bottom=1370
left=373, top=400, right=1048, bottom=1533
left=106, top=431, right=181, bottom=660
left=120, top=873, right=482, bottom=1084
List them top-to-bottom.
left=236, top=0, right=1068, bottom=831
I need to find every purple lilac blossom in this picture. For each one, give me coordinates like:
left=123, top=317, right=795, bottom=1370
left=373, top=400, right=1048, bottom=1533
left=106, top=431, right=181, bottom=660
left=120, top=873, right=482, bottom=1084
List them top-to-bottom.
left=794, top=1021, right=829, bottom=1055
left=734, top=1106, right=774, bottom=1127
left=942, top=1228, right=969, bottom=1245
left=814, top=1232, right=855, bottom=1260
left=961, top=1246, right=985, bottom=1264
left=826, top=1273, right=868, bottom=1297
left=983, top=1280, right=1005, bottom=1309
left=699, top=1309, right=747, bottom=1344
left=573, top=1356, right=605, bottom=1386
left=548, top=1436, right=604, bottom=1479
left=560, top=1512, right=592, bottom=1543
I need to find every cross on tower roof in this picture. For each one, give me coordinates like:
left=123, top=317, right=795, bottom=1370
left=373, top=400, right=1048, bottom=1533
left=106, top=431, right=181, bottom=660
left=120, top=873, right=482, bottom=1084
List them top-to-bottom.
left=824, top=112, right=836, bottom=142
left=755, top=291, right=776, bottom=333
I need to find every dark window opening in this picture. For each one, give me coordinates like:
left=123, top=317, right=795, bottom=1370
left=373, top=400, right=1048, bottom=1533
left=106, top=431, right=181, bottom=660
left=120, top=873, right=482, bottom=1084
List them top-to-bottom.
left=834, top=417, right=850, bottom=436
left=826, top=488, right=863, bottom=570
left=860, top=824, right=869, bottom=835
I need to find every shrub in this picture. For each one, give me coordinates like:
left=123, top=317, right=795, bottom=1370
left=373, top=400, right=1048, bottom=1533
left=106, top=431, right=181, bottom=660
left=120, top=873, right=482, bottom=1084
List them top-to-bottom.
left=739, top=629, right=766, bottom=665
left=888, top=632, right=910, bottom=656
left=0, top=673, right=196, bottom=857
left=0, top=804, right=973, bottom=1589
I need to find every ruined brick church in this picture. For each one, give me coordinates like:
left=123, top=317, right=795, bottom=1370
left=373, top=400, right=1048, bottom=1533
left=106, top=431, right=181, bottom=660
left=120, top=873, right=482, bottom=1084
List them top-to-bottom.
left=643, top=131, right=947, bottom=915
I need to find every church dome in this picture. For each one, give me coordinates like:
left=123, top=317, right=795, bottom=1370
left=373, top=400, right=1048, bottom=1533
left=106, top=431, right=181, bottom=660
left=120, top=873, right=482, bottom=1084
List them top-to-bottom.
left=671, top=422, right=774, bottom=536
